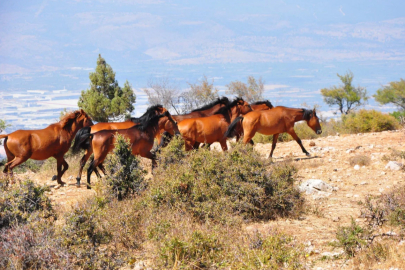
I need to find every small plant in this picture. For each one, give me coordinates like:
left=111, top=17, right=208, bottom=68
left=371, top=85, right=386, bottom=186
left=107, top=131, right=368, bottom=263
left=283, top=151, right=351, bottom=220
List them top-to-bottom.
left=103, top=134, right=146, bottom=200
left=349, top=155, right=371, bottom=166
left=333, top=218, right=369, bottom=257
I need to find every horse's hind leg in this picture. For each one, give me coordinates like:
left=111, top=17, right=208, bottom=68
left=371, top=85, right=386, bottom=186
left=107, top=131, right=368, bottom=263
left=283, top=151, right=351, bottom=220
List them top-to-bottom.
left=288, top=129, right=310, bottom=156
left=268, top=133, right=279, bottom=158
left=219, top=140, right=228, bottom=151
left=76, top=149, right=93, bottom=186
left=6, top=156, right=31, bottom=182
left=55, top=156, right=67, bottom=186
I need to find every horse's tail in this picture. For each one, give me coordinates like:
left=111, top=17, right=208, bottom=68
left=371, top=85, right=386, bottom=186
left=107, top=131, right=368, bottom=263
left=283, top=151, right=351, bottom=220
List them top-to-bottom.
left=224, top=116, right=244, bottom=139
left=72, top=126, right=93, bottom=154
left=0, top=134, right=8, bottom=140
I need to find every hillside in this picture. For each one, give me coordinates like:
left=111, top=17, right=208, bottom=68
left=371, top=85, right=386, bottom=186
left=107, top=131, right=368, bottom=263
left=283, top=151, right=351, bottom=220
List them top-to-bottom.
left=13, top=129, right=405, bottom=269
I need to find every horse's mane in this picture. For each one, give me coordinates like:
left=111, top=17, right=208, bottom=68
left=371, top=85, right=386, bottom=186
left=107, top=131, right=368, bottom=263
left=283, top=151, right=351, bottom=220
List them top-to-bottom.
left=191, top=96, right=230, bottom=112
left=214, top=97, right=244, bottom=115
left=251, top=100, right=273, bottom=109
left=130, top=104, right=164, bottom=123
left=302, top=109, right=314, bottom=120
left=60, top=110, right=82, bottom=129
left=135, top=111, right=170, bottom=132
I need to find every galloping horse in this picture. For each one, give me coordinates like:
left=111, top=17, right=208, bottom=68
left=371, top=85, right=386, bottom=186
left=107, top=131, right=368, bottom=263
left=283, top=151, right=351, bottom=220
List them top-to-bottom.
left=156, top=97, right=230, bottom=146
left=178, top=98, right=252, bottom=151
left=72, top=105, right=167, bottom=183
left=224, top=107, right=322, bottom=157
left=0, top=110, right=93, bottom=185
left=73, top=111, right=179, bottom=188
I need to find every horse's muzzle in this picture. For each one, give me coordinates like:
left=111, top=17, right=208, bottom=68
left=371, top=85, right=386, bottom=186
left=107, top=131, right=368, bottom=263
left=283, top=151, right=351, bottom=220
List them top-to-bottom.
left=316, top=130, right=322, bottom=135
left=175, top=131, right=181, bottom=136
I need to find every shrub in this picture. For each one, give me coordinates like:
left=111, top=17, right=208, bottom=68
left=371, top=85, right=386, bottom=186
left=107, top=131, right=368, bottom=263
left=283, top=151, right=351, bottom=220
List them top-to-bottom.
left=341, top=109, right=400, bottom=133
left=390, top=111, right=405, bottom=125
left=103, top=134, right=146, bottom=200
left=148, top=138, right=304, bottom=223
left=349, top=155, right=371, bottom=166
left=0, top=179, right=53, bottom=229
left=0, top=223, right=73, bottom=269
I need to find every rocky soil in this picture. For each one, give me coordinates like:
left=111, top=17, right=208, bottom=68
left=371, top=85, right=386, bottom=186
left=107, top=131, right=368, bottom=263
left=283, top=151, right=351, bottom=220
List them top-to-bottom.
left=22, top=129, right=405, bottom=269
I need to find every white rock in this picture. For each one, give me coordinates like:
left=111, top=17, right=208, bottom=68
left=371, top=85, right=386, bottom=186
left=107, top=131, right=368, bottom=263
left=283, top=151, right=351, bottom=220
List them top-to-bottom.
left=346, top=148, right=355, bottom=154
left=385, top=161, right=404, bottom=171
left=354, top=165, right=360, bottom=170
left=299, top=179, right=337, bottom=195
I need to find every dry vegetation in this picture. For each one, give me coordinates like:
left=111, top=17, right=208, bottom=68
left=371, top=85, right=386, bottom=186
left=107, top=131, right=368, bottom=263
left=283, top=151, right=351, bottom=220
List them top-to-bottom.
left=1, top=112, right=405, bottom=269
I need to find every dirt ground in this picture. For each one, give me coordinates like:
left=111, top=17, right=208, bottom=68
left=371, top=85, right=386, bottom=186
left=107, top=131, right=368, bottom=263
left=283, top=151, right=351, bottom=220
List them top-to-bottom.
left=22, top=129, right=405, bottom=269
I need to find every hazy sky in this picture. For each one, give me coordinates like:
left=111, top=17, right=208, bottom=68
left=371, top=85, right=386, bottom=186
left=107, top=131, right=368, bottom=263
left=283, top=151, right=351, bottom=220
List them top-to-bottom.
left=1, top=0, right=404, bottom=131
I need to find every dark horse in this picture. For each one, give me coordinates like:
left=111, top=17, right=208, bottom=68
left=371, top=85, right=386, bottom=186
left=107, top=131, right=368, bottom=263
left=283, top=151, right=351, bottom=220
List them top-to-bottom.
left=178, top=98, right=252, bottom=151
left=72, top=105, right=167, bottom=183
left=224, top=107, right=322, bottom=157
left=0, top=110, right=93, bottom=185
left=72, top=110, right=179, bottom=188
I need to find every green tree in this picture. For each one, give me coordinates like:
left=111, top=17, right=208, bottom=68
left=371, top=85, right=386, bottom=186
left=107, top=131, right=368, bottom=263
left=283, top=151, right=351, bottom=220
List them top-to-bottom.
left=78, top=54, right=136, bottom=122
left=321, top=71, right=368, bottom=115
left=226, top=76, right=264, bottom=103
left=374, top=78, right=405, bottom=111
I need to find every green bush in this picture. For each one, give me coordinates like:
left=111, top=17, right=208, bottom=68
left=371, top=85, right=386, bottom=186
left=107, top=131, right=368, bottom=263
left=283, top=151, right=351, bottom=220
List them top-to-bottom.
left=341, top=109, right=400, bottom=133
left=103, top=134, right=146, bottom=200
left=147, top=137, right=303, bottom=223
left=0, top=179, right=53, bottom=229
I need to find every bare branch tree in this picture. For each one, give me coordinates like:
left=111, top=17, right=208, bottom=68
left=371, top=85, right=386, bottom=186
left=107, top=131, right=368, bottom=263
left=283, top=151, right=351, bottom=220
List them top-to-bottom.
left=179, top=76, right=219, bottom=113
left=226, top=76, right=264, bottom=103
left=143, top=77, right=181, bottom=114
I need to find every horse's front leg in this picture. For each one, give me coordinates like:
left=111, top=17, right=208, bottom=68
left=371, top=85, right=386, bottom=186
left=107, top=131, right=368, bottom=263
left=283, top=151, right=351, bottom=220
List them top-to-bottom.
left=288, top=129, right=310, bottom=156
left=141, top=150, right=157, bottom=172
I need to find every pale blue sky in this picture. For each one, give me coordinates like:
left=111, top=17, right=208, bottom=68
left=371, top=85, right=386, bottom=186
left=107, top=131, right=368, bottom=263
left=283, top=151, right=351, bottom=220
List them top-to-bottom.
left=1, top=0, right=404, bottom=131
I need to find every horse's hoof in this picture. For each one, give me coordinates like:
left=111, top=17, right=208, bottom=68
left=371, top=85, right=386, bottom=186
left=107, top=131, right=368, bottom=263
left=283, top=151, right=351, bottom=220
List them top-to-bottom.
left=305, top=153, right=311, bottom=157
left=51, top=175, right=57, bottom=181
left=58, top=181, right=66, bottom=187
left=86, top=185, right=91, bottom=190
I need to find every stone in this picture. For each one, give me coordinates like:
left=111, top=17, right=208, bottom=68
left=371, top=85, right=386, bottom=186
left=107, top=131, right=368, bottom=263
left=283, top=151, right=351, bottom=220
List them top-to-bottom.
left=309, top=141, right=316, bottom=146
left=346, top=149, right=355, bottom=154
left=385, top=161, right=403, bottom=171
left=354, top=165, right=360, bottom=170
left=298, top=179, right=337, bottom=195
left=332, top=216, right=340, bottom=222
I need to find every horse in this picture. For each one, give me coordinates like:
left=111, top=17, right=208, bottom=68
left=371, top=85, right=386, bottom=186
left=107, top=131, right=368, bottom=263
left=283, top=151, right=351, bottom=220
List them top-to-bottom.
left=157, top=96, right=230, bottom=148
left=178, top=98, right=252, bottom=151
left=233, top=100, right=274, bottom=144
left=72, top=105, right=167, bottom=183
left=224, top=107, right=322, bottom=158
left=0, top=110, right=93, bottom=185
left=73, top=111, right=179, bottom=188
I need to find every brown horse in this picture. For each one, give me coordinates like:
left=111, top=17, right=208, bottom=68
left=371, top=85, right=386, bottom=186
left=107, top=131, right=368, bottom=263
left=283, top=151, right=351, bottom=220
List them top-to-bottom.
left=156, top=97, right=230, bottom=146
left=178, top=98, right=252, bottom=151
left=233, top=100, right=274, bottom=143
left=72, top=105, right=168, bottom=183
left=224, top=107, right=322, bottom=157
left=0, top=110, right=93, bottom=185
left=74, top=111, right=179, bottom=188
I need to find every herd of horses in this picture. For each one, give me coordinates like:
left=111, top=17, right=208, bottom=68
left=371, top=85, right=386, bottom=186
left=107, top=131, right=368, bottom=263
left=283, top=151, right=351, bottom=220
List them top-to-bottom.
left=0, top=97, right=322, bottom=189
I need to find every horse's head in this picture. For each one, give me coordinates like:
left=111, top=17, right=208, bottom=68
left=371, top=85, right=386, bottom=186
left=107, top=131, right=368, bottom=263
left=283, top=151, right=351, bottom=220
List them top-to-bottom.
left=238, top=99, right=253, bottom=115
left=78, top=109, right=94, bottom=128
left=305, top=109, right=322, bottom=135
left=159, top=111, right=180, bottom=136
